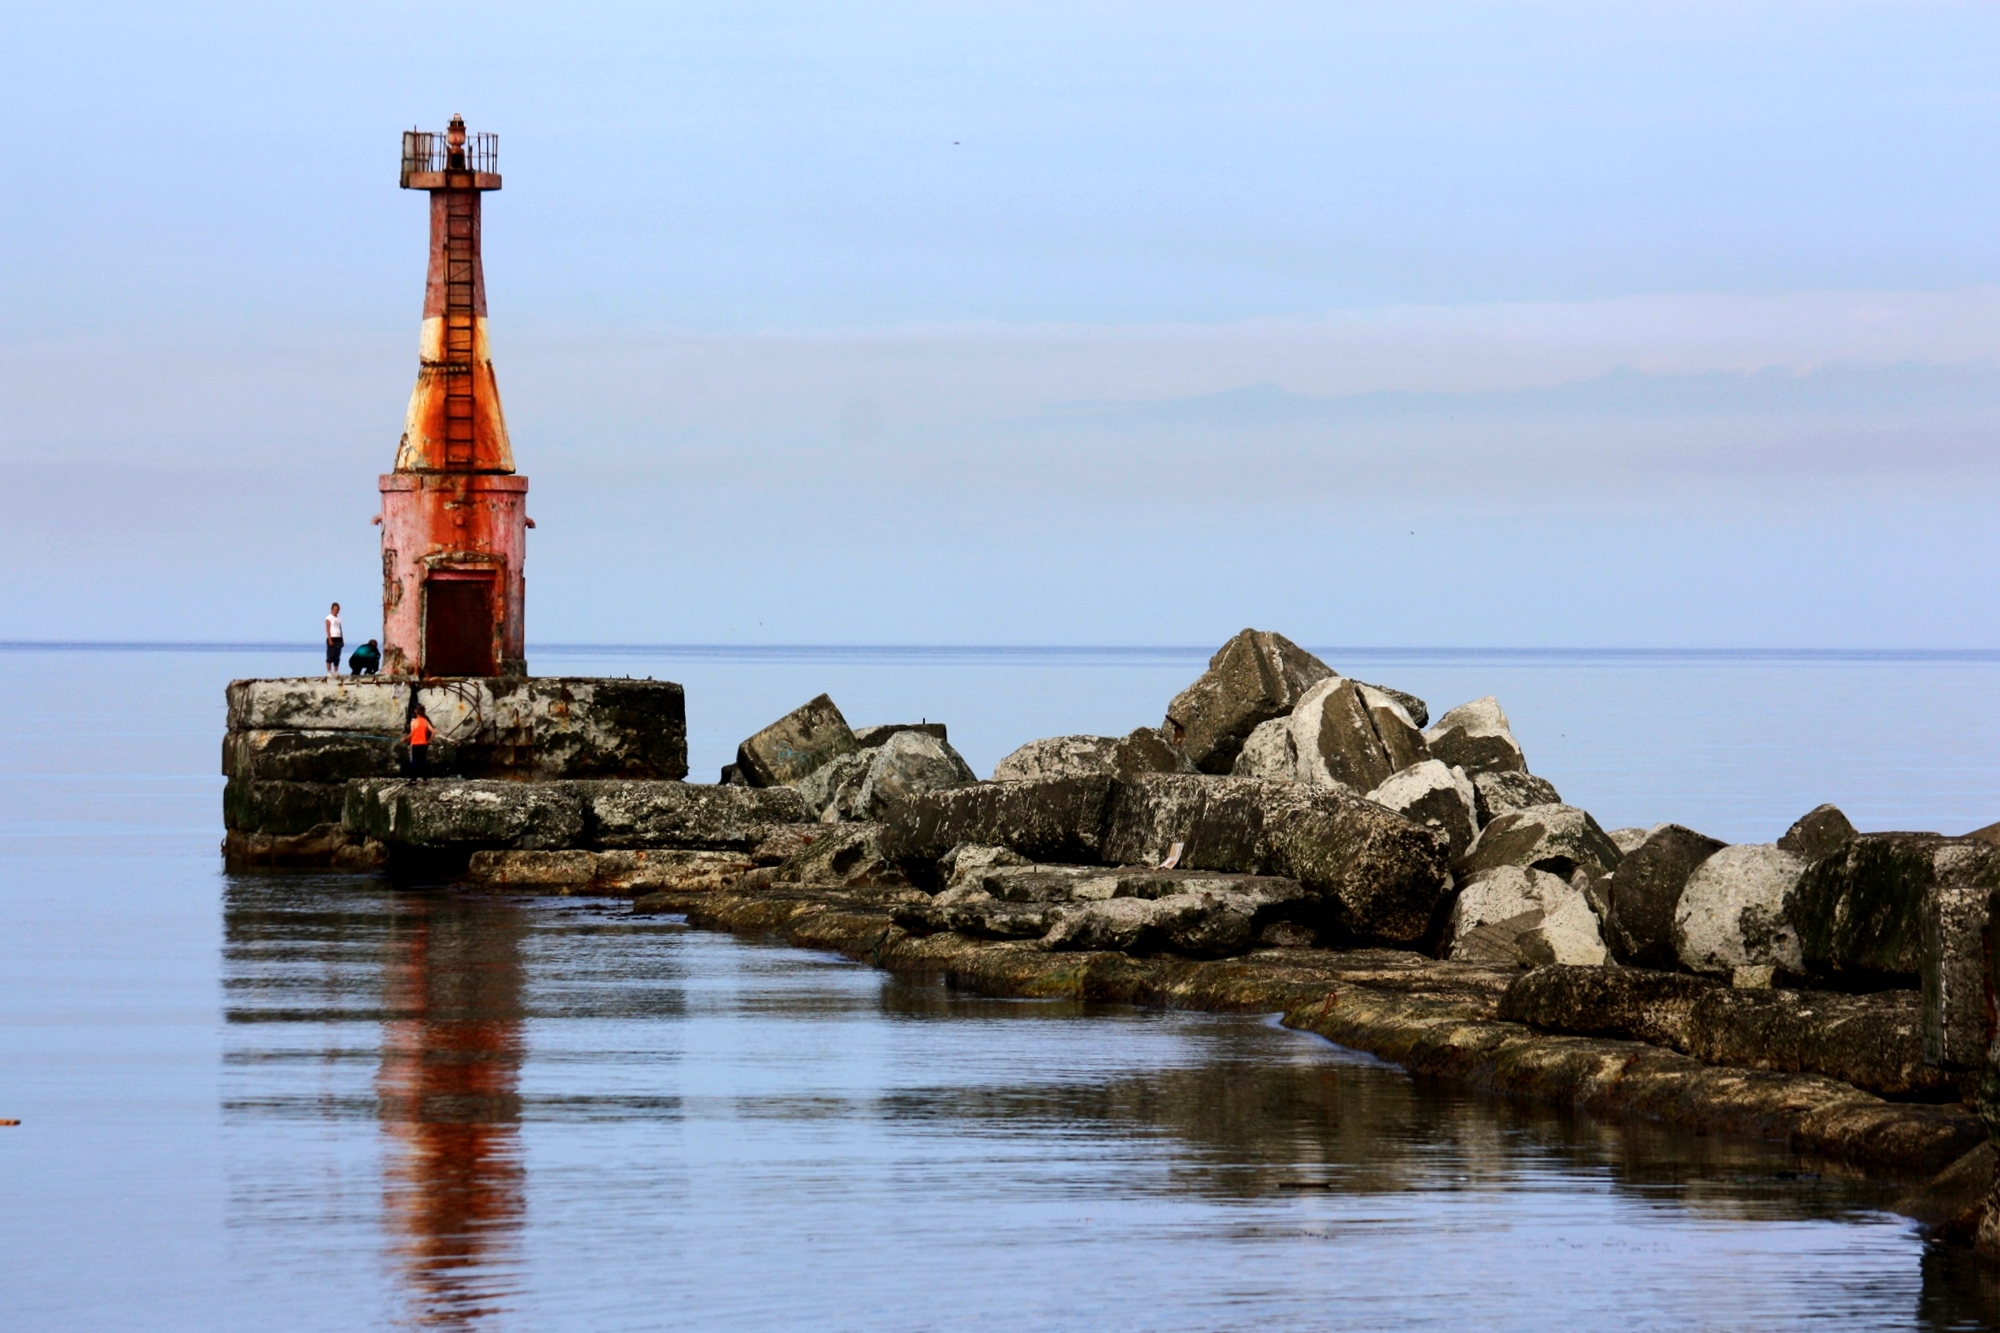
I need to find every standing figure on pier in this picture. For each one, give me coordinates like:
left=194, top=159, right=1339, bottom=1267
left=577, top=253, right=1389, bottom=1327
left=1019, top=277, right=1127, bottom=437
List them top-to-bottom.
left=376, top=115, right=530, bottom=678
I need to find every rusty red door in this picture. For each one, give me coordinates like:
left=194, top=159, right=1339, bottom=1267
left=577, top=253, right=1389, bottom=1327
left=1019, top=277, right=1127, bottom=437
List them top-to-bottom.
left=423, top=577, right=496, bottom=676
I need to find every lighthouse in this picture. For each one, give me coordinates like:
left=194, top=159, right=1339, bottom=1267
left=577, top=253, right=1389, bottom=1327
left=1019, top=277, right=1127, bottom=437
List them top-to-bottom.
left=378, top=116, right=528, bottom=678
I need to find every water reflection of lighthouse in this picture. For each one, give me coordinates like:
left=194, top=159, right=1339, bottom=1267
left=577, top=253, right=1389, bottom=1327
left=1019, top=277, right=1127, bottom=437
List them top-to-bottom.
left=376, top=892, right=527, bottom=1328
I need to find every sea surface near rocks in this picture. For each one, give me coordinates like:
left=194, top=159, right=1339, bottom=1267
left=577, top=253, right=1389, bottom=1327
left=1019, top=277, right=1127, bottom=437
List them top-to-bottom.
left=6, top=644, right=2000, bottom=1330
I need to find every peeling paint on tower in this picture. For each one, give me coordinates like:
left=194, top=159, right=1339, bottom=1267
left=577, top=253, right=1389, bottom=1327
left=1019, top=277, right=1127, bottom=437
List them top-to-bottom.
left=377, top=116, right=529, bottom=678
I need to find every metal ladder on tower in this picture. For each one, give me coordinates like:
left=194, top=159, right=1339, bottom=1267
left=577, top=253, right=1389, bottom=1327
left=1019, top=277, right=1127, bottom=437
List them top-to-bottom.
left=441, top=188, right=477, bottom=470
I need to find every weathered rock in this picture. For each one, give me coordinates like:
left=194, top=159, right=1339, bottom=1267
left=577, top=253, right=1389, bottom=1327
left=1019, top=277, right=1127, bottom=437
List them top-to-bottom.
left=1161, top=629, right=1332, bottom=774
left=226, top=677, right=688, bottom=780
left=227, top=677, right=411, bottom=733
left=517, top=678, right=689, bottom=780
left=1287, top=678, right=1429, bottom=791
left=1355, top=681, right=1428, bottom=730
left=735, top=693, right=857, bottom=787
left=1422, top=696, right=1527, bottom=776
left=1230, top=718, right=1297, bottom=782
left=852, top=722, right=947, bottom=748
left=992, top=728, right=1186, bottom=783
left=222, top=729, right=399, bottom=784
left=848, top=730, right=977, bottom=821
left=792, top=748, right=876, bottom=821
left=1367, top=760, right=1477, bottom=861
left=1471, top=770, right=1562, bottom=825
left=1100, top=774, right=1453, bottom=944
left=877, top=775, right=1118, bottom=870
left=223, top=778, right=349, bottom=837
left=342, top=779, right=586, bottom=850
left=577, top=780, right=815, bottom=850
left=1459, top=803, right=1623, bottom=884
left=1778, top=803, right=1858, bottom=861
left=1967, top=820, right=2000, bottom=849
left=771, top=823, right=909, bottom=889
left=1604, top=823, right=1725, bottom=968
left=749, top=825, right=828, bottom=866
left=222, top=826, right=385, bottom=871
left=1607, top=827, right=1651, bottom=855
left=1787, top=833, right=2000, bottom=985
left=939, top=842, right=1031, bottom=884
left=1673, top=843, right=1807, bottom=978
left=463, top=847, right=757, bottom=893
left=465, top=849, right=598, bottom=886
left=916, top=863, right=1110, bottom=938
left=920, top=863, right=1306, bottom=957
left=1571, top=865, right=1615, bottom=926
left=1446, top=867, right=1603, bottom=967
left=1043, top=880, right=1302, bottom=957
left=1922, top=883, right=1993, bottom=1071
left=924, top=884, right=1069, bottom=939
left=1516, top=894, right=1611, bottom=968
left=1499, top=963, right=1959, bottom=1101
left=1498, top=964, right=1720, bottom=1048
left=1683, top=987, right=1958, bottom=1101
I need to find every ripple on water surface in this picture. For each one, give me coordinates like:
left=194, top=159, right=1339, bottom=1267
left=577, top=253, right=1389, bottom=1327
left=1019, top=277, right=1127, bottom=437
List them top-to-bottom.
left=214, top=877, right=1986, bottom=1332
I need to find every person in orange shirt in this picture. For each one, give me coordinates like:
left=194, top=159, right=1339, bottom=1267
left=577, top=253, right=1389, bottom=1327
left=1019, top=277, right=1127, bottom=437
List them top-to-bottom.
left=406, top=704, right=435, bottom=779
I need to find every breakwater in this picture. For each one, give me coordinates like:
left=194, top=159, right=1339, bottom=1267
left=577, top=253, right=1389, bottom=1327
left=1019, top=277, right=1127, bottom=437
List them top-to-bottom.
left=221, top=629, right=2000, bottom=1246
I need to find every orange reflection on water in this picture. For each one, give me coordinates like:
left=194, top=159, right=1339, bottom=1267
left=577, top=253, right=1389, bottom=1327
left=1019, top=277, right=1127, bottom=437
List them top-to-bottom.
left=376, top=894, right=527, bottom=1329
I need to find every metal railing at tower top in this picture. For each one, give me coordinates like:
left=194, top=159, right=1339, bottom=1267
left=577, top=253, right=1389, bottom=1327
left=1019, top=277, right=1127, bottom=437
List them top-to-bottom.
left=400, top=129, right=498, bottom=184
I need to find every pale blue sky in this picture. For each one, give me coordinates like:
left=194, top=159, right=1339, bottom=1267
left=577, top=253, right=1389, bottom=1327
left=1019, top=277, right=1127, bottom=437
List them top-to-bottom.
left=3, top=2, right=1998, bottom=645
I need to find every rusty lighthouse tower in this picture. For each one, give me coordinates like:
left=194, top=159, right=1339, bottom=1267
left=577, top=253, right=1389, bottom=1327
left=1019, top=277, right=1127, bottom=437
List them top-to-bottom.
left=378, top=115, right=528, bottom=678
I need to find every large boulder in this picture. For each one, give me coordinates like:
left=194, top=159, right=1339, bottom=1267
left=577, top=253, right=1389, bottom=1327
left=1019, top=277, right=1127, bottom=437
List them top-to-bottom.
left=1161, top=629, right=1332, bottom=773
left=514, top=678, right=689, bottom=780
left=1287, top=678, right=1429, bottom=791
left=1356, top=682, right=1429, bottom=730
left=734, top=693, right=857, bottom=787
left=1423, top=696, right=1527, bottom=776
left=1230, top=718, right=1298, bottom=782
left=852, top=722, right=947, bottom=748
left=992, top=728, right=1185, bottom=782
left=852, top=731, right=977, bottom=820
left=792, top=748, right=876, bottom=821
left=1366, top=760, right=1477, bottom=861
left=1471, top=770, right=1562, bottom=825
left=1100, top=774, right=1452, bottom=944
left=877, top=775, right=1118, bottom=869
left=342, top=778, right=586, bottom=850
left=577, top=780, right=814, bottom=850
left=1778, top=803, right=1858, bottom=861
left=1459, top=804, right=1624, bottom=881
left=770, top=823, right=910, bottom=889
left=1603, top=823, right=1725, bottom=968
left=1787, top=833, right=2000, bottom=986
left=1672, top=844, right=1807, bottom=978
left=920, top=862, right=1305, bottom=957
left=920, top=864, right=1104, bottom=939
left=1446, top=866, right=1606, bottom=967
left=1042, top=877, right=1304, bottom=957
left=1922, top=884, right=1993, bottom=1071
left=1498, top=964, right=1718, bottom=1048
left=1500, top=965, right=1954, bottom=1099
left=1683, top=988, right=1955, bottom=1101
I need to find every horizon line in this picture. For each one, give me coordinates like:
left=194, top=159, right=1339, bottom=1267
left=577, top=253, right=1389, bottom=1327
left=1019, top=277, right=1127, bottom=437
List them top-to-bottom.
left=3, top=641, right=1998, bottom=662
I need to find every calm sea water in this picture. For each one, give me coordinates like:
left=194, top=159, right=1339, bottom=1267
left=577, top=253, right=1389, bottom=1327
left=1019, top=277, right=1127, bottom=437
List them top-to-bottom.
left=5, top=644, right=2000, bottom=1330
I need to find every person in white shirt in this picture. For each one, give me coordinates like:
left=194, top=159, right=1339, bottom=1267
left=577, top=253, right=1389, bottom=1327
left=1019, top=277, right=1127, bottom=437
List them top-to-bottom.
left=324, top=603, right=344, bottom=676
